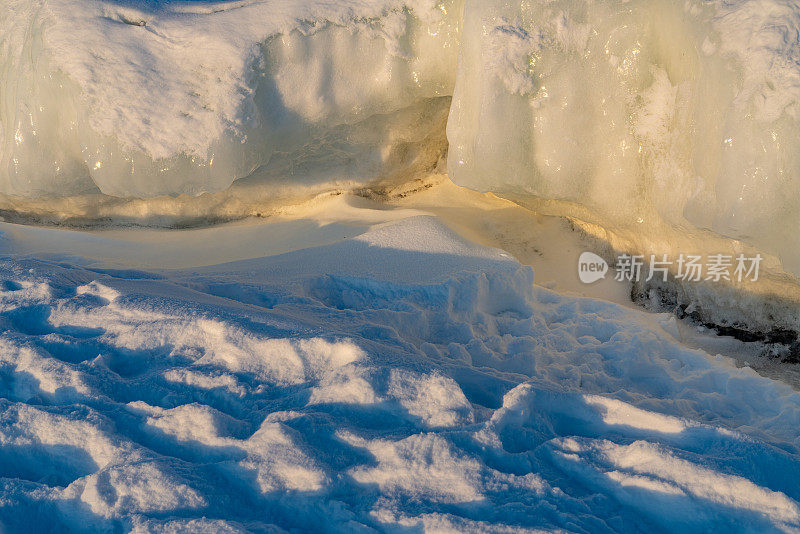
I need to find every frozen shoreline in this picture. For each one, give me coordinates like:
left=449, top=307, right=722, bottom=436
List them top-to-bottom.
left=3, top=0, right=800, bottom=529
left=4, top=0, right=800, bottom=347
left=5, top=0, right=800, bottom=273
left=3, top=176, right=798, bottom=379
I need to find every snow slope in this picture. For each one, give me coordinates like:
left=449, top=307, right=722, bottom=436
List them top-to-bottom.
left=1, top=214, right=800, bottom=532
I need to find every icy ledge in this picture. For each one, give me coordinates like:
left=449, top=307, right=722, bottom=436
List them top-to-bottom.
left=4, top=0, right=800, bottom=338
left=4, top=0, right=800, bottom=271
left=449, top=0, right=800, bottom=276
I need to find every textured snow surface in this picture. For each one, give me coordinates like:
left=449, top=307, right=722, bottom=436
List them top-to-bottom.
left=1, top=216, right=800, bottom=532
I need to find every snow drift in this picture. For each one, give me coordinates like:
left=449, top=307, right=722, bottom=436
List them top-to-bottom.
left=3, top=0, right=800, bottom=320
left=2, top=216, right=800, bottom=531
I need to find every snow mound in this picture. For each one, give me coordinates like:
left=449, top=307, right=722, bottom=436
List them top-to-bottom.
left=0, top=216, right=800, bottom=531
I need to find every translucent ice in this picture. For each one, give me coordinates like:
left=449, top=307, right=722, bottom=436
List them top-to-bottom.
left=0, top=0, right=462, bottom=196
left=5, top=0, right=800, bottom=277
left=448, top=0, right=800, bottom=273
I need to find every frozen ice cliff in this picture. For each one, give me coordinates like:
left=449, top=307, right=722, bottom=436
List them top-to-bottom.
left=4, top=0, right=800, bottom=236
left=444, top=0, right=800, bottom=338
left=447, top=0, right=800, bottom=298
left=449, top=0, right=800, bottom=270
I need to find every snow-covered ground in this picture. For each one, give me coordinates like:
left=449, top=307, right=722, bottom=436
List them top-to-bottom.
left=4, top=0, right=800, bottom=531
left=1, top=187, right=800, bottom=532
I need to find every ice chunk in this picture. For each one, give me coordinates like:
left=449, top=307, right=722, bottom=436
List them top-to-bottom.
left=0, top=0, right=461, bottom=196
left=447, top=0, right=800, bottom=274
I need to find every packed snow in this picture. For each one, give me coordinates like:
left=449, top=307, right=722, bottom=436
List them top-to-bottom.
left=0, top=211, right=799, bottom=531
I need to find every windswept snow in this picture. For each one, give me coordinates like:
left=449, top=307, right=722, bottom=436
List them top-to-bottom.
left=0, top=215, right=799, bottom=531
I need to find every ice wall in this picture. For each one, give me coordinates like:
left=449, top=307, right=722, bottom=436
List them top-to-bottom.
left=0, top=0, right=462, bottom=197
left=4, top=0, right=800, bottom=278
left=448, top=0, right=800, bottom=273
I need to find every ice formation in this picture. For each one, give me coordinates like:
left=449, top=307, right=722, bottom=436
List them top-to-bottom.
left=0, top=0, right=461, bottom=196
left=3, top=0, right=800, bottom=273
left=3, top=0, right=800, bottom=323
left=448, top=0, right=800, bottom=274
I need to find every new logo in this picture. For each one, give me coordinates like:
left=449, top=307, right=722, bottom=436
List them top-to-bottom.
left=578, top=252, right=609, bottom=284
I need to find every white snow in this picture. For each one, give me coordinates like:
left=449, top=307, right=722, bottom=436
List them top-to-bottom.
left=0, top=212, right=799, bottom=531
